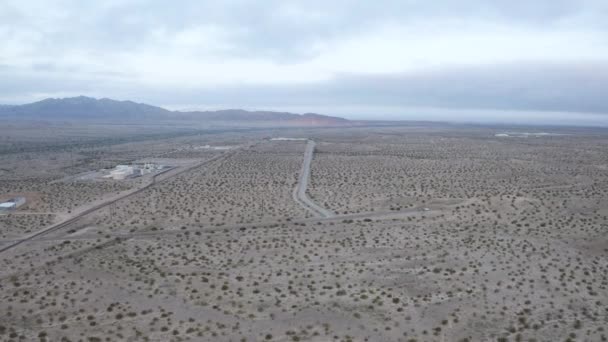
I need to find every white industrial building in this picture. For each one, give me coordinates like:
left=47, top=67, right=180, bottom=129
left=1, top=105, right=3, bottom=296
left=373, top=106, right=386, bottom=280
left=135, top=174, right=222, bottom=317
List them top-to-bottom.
left=104, top=163, right=164, bottom=180
left=107, top=165, right=135, bottom=180
left=0, top=197, right=26, bottom=211
left=0, top=202, right=15, bottom=210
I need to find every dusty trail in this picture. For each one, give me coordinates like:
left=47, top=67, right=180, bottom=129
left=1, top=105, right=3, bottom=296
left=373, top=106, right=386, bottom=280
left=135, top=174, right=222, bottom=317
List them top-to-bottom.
left=293, top=140, right=334, bottom=218
left=0, top=206, right=435, bottom=244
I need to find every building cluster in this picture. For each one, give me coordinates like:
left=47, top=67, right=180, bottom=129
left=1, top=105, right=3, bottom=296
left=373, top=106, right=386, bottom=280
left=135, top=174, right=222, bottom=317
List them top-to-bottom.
left=104, top=163, right=164, bottom=180
left=0, top=197, right=26, bottom=211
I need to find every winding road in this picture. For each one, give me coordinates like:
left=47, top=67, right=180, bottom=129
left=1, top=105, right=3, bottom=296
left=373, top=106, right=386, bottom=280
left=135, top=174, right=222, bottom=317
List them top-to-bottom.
left=292, top=140, right=334, bottom=218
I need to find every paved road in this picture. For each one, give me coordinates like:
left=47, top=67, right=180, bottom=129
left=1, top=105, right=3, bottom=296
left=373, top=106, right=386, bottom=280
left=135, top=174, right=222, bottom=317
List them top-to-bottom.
left=292, top=140, right=334, bottom=218
left=0, top=150, right=235, bottom=255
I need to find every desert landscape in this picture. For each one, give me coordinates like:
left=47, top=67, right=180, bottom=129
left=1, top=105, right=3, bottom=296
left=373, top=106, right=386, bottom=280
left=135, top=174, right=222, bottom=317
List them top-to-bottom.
left=4, top=0, right=608, bottom=340
left=0, top=112, right=607, bottom=341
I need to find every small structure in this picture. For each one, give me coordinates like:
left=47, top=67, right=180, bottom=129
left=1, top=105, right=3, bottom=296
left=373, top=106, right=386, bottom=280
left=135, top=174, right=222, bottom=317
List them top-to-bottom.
left=104, top=163, right=165, bottom=180
left=108, top=165, right=135, bottom=180
left=0, top=197, right=26, bottom=211
left=0, top=202, right=15, bottom=210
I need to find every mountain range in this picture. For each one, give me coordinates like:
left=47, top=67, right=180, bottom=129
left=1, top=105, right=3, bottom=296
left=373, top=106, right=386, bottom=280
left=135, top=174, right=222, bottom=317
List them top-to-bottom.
left=0, top=96, right=350, bottom=126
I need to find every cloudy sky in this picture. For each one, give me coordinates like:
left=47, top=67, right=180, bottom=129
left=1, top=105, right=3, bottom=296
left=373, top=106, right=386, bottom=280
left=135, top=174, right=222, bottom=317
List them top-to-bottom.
left=1, top=0, right=607, bottom=124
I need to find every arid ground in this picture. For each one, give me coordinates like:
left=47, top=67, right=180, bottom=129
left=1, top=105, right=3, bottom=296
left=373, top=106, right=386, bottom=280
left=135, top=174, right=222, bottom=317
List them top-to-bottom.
left=0, top=122, right=607, bottom=341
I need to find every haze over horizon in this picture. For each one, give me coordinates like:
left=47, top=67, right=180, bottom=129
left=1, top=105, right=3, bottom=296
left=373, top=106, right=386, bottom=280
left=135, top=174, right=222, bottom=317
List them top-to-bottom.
left=1, top=1, right=607, bottom=125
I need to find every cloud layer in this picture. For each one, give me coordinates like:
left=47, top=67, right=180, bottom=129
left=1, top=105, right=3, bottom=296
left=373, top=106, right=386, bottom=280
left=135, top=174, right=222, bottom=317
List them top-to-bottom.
left=1, top=0, right=607, bottom=124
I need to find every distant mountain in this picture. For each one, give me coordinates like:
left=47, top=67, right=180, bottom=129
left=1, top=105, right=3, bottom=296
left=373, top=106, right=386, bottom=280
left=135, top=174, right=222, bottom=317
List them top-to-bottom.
left=0, top=96, right=350, bottom=126
left=0, top=96, right=170, bottom=119
left=184, top=109, right=350, bottom=126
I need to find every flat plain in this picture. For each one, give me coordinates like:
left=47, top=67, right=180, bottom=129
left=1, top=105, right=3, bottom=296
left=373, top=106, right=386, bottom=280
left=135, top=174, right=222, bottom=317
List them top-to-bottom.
left=0, top=122, right=607, bottom=342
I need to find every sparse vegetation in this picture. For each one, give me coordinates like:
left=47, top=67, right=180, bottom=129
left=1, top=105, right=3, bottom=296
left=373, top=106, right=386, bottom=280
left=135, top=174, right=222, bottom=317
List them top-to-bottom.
left=1, top=124, right=607, bottom=341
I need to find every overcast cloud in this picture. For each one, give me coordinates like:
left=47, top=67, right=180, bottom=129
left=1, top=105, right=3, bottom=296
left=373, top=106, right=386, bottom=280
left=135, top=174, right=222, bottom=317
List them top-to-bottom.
left=1, top=0, right=607, bottom=124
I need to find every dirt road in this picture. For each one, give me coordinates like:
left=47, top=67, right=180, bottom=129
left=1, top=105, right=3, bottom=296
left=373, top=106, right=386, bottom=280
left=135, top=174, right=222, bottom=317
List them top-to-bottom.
left=292, top=140, right=334, bottom=218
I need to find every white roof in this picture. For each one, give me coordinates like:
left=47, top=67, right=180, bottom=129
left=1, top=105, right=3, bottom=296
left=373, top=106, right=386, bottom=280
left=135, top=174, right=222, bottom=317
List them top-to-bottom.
left=110, top=169, right=132, bottom=175
left=0, top=202, right=16, bottom=208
